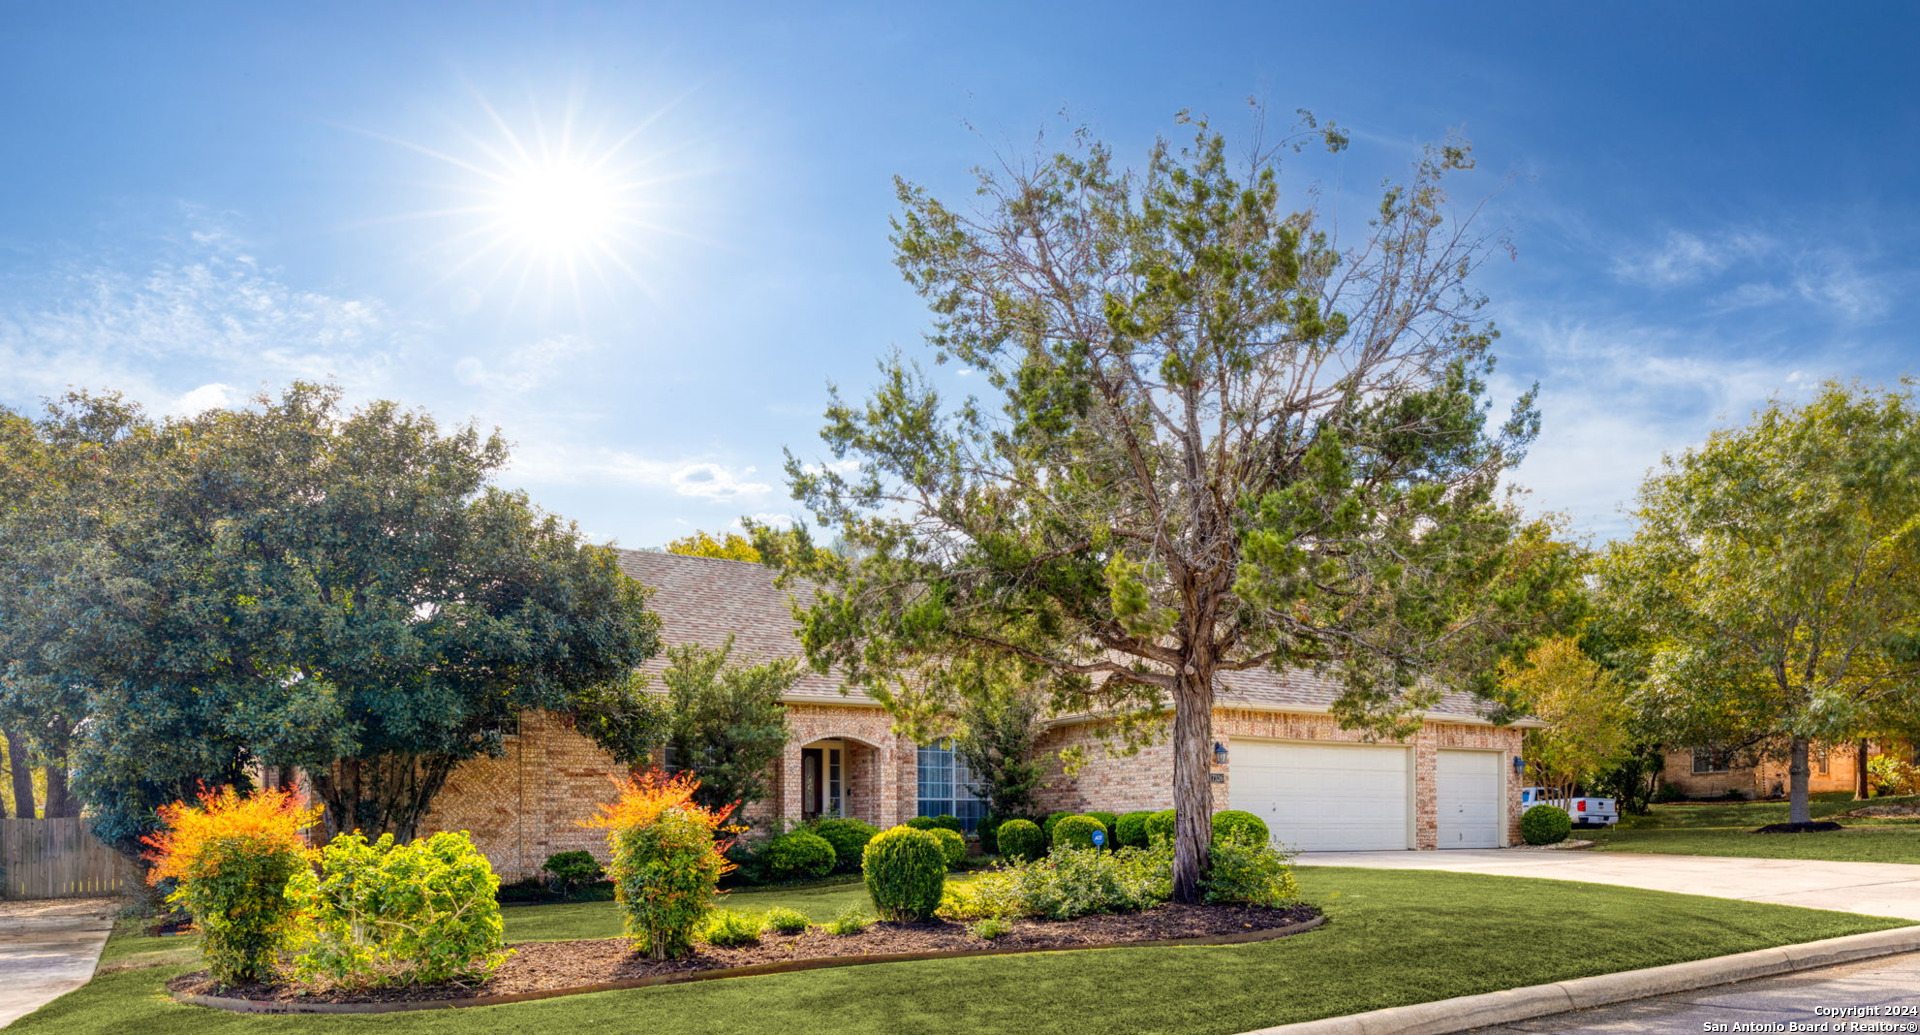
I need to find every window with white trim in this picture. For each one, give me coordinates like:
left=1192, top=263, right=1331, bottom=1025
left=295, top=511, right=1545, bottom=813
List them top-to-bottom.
left=916, top=739, right=987, bottom=831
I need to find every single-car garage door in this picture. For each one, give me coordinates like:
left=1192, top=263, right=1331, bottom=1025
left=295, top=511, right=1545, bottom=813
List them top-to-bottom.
left=1232, top=741, right=1411, bottom=851
left=1436, top=750, right=1503, bottom=848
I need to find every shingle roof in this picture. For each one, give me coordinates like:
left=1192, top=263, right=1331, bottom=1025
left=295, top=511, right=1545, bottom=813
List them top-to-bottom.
left=612, top=548, right=1513, bottom=725
left=612, top=548, right=877, bottom=705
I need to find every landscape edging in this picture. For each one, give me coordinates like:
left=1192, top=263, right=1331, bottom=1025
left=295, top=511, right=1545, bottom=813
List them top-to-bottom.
left=175, top=914, right=1326, bottom=1015
left=1237, top=924, right=1920, bottom=1035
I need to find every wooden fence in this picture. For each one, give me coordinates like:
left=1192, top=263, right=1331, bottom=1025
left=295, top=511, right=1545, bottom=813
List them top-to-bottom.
left=0, top=818, right=135, bottom=900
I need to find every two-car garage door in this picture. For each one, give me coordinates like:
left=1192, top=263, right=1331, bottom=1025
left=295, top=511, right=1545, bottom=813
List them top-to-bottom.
left=1230, top=741, right=1503, bottom=851
left=1231, top=741, right=1411, bottom=850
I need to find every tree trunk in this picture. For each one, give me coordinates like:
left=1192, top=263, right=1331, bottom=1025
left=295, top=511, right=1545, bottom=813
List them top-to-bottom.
left=1169, top=669, right=1215, bottom=905
left=4, top=730, right=34, bottom=818
left=1788, top=735, right=1811, bottom=824
left=1855, top=739, right=1871, bottom=800
left=44, top=765, right=73, bottom=819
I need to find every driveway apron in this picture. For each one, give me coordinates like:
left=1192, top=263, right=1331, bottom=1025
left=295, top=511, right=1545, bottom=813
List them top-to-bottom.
left=1296, top=850, right=1920, bottom=921
left=0, top=898, right=117, bottom=1029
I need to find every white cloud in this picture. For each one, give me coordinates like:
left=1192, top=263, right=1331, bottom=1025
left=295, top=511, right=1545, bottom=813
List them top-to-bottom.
left=0, top=223, right=405, bottom=408
left=1613, top=229, right=1773, bottom=288
left=1498, top=315, right=1816, bottom=540
left=452, top=335, right=590, bottom=394
left=171, top=382, right=236, bottom=415
left=505, top=444, right=775, bottom=502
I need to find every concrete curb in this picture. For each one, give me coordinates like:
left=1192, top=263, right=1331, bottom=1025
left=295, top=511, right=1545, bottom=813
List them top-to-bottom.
left=1237, top=925, right=1920, bottom=1035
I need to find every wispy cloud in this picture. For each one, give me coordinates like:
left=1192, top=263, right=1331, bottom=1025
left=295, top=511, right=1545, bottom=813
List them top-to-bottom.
left=0, top=215, right=407, bottom=408
left=1610, top=226, right=1894, bottom=325
left=1612, top=229, right=1773, bottom=288
left=453, top=335, right=592, bottom=394
left=505, top=443, right=775, bottom=502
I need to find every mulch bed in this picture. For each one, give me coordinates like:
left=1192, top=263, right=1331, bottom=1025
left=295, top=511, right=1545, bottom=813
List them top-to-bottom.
left=1838, top=803, right=1920, bottom=819
left=1753, top=821, right=1846, bottom=834
left=171, top=902, right=1319, bottom=1008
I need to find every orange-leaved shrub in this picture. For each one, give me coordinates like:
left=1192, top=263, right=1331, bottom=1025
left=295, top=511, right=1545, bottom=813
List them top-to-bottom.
left=584, top=771, right=735, bottom=959
left=143, top=785, right=319, bottom=985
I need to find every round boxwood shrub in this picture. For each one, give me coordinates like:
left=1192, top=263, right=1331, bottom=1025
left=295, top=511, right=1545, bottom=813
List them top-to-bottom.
left=1521, top=804, right=1573, bottom=845
left=1145, top=808, right=1177, bottom=845
left=1114, top=810, right=1154, bottom=848
left=1212, top=810, right=1270, bottom=846
left=1042, top=811, right=1074, bottom=843
left=1086, top=811, right=1119, bottom=847
left=929, top=814, right=964, bottom=833
left=1050, top=814, right=1107, bottom=852
left=809, top=818, right=878, bottom=872
left=995, top=818, right=1045, bottom=862
left=863, top=827, right=947, bottom=921
left=928, top=827, right=967, bottom=868
left=763, top=830, right=836, bottom=881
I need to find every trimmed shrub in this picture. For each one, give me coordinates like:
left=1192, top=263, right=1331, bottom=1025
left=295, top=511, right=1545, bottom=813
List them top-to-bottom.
left=587, top=771, right=735, bottom=960
left=143, top=786, right=318, bottom=986
left=1521, top=804, right=1573, bottom=845
left=1144, top=808, right=1177, bottom=846
left=1211, top=810, right=1270, bottom=847
left=1042, top=811, right=1074, bottom=843
left=1114, top=811, right=1153, bottom=848
left=1050, top=815, right=1107, bottom=852
left=904, top=816, right=939, bottom=831
left=976, top=816, right=1004, bottom=855
left=809, top=818, right=877, bottom=872
left=996, top=818, right=1045, bottom=862
left=862, top=826, right=947, bottom=921
left=929, top=827, right=967, bottom=868
left=289, top=830, right=509, bottom=989
left=762, top=830, right=836, bottom=882
left=1202, top=837, right=1298, bottom=906
left=1012, top=843, right=1173, bottom=919
left=540, top=850, right=603, bottom=899
left=762, top=906, right=810, bottom=935
left=825, top=907, right=869, bottom=935
left=701, top=908, right=760, bottom=947
left=970, top=917, right=1012, bottom=940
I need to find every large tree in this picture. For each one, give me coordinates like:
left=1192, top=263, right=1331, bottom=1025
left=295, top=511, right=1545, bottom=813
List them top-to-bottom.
left=776, top=116, right=1576, bottom=900
left=1600, top=383, right=1920, bottom=825
left=1, top=385, right=664, bottom=848
left=1499, top=635, right=1633, bottom=801
left=658, top=636, right=799, bottom=824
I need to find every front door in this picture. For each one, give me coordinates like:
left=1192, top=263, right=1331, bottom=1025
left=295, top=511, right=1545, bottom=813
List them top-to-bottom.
left=801, top=746, right=843, bottom=821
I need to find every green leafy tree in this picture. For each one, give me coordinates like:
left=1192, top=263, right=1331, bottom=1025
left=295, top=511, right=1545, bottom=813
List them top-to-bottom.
left=775, top=114, right=1577, bottom=901
left=1599, top=383, right=1920, bottom=824
left=2, top=385, right=662, bottom=849
left=666, top=530, right=763, bottom=563
left=661, top=635, right=799, bottom=822
left=1500, top=636, right=1633, bottom=801
left=947, top=662, right=1046, bottom=821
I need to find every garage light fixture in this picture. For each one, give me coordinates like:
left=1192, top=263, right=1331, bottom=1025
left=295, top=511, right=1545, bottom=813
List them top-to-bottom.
left=1213, top=742, right=1229, bottom=765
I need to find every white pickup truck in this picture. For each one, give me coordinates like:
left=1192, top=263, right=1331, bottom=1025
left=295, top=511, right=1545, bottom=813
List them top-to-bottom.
left=1520, top=787, right=1620, bottom=827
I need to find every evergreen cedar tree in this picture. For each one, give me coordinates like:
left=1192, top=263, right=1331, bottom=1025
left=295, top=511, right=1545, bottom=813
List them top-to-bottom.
left=767, top=114, right=1581, bottom=903
left=1598, top=383, right=1920, bottom=825
left=0, top=385, right=663, bottom=851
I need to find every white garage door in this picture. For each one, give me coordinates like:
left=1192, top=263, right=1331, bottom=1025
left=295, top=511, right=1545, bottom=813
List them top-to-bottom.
left=1232, top=741, right=1410, bottom=851
left=1436, top=750, right=1502, bottom=848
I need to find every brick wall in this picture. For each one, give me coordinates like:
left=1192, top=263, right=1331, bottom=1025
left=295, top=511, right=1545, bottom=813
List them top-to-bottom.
left=778, top=703, right=914, bottom=830
left=1030, top=708, right=1525, bottom=848
left=419, top=710, right=632, bottom=880
left=1659, top=743, right=1865, bottom=800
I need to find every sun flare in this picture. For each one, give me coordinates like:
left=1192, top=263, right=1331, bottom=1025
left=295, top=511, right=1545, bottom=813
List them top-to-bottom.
left=490, top=157, right=627, bottom=258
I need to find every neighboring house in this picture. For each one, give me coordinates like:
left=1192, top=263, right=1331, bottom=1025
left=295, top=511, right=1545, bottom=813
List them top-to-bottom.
left=422, top=550, right=1534, bottom=879
left=1657, top=742, right=1879, bottom=800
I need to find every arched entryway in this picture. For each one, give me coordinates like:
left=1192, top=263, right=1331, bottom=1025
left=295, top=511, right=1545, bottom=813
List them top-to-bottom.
left=797, top=735, right=884, bottom=826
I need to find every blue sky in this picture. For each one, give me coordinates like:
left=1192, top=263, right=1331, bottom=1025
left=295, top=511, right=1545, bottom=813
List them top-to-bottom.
left=4, top=2, right=1917, bottom=547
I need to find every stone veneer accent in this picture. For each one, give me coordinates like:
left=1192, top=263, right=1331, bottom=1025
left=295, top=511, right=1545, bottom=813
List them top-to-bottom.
left=1032, top=708, right=1525, bottom=849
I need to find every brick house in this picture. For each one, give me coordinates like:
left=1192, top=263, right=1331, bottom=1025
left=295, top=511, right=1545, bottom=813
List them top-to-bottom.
left=422, top=550, right=1533, bottom=878
left=1656, top=742, right=1880, bottom=800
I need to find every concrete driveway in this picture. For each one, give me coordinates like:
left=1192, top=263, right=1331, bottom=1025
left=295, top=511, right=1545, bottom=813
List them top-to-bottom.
left=1296, top=850, right=1920, bottom=921
left=0, top=898, right=117, bottom=1029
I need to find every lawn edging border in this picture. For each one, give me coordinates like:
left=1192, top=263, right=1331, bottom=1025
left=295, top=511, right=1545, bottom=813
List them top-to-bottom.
left=175, top=915, right=1326, bottom=1015
left=1236, top=924, right=1920, bottom=1035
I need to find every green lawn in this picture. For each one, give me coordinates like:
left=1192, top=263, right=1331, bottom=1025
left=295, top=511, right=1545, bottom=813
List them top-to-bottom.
left=1588, top=793, right=1920, bottom=863
left=19, top=867, right=1912, bottom=1035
